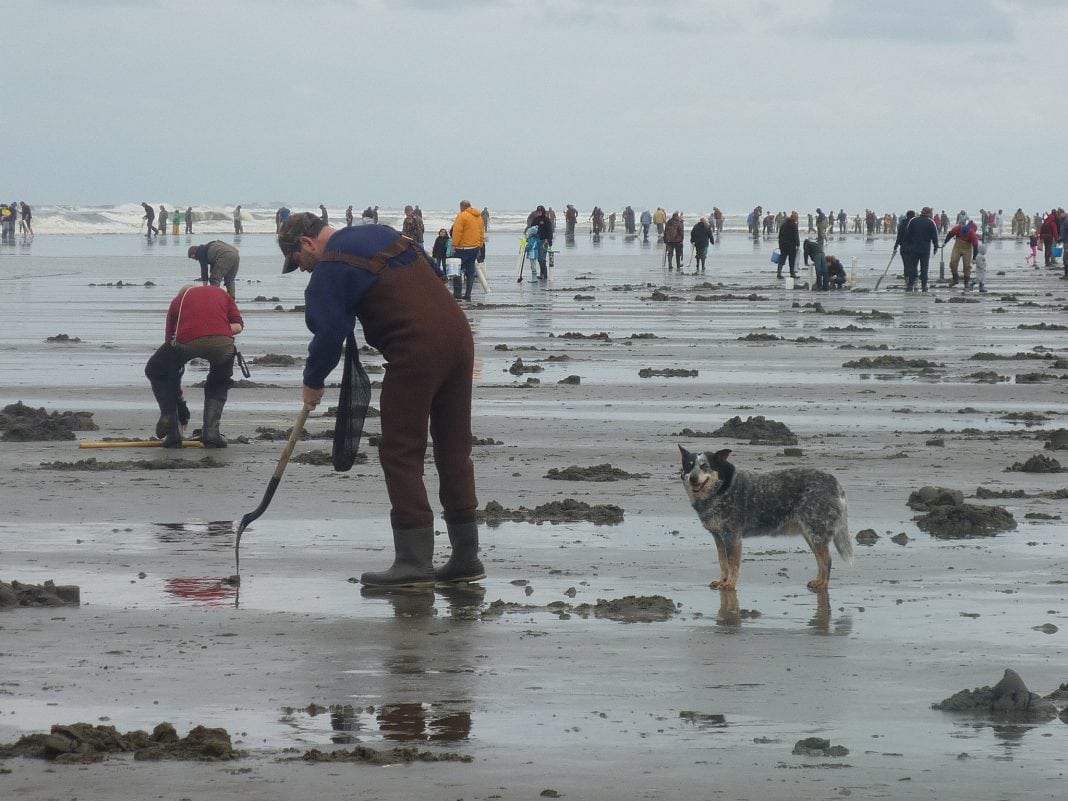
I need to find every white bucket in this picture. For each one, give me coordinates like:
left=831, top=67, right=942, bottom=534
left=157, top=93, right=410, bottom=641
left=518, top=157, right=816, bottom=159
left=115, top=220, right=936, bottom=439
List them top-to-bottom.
left=784, top=276, right=794, bottom=289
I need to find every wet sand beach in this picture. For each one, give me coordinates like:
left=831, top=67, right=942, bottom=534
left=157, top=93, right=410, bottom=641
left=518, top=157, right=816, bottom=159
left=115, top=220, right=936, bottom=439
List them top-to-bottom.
left=1, top=229, right=1066, bottom=800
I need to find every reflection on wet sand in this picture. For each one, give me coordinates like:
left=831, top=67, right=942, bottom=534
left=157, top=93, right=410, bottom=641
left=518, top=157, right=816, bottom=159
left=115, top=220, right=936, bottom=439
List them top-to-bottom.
left=155, top=520, right=236, bottom=549
left=163, top=576, right=237, bottom=606
left=347, top=585, right=480, bottom=745
left=713, top=588, right=853, bottom=635
left=324, top=702, right=472, bottom=744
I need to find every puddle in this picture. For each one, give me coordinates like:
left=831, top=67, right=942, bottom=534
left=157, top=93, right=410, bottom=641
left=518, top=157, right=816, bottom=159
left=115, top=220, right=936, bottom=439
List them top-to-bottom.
left=282, top=702, right=473, bottom=745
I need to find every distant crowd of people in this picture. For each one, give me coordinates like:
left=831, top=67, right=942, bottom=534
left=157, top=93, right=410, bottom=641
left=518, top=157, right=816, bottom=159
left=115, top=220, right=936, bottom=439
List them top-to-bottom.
left=141, top=203, right=194, bottom=237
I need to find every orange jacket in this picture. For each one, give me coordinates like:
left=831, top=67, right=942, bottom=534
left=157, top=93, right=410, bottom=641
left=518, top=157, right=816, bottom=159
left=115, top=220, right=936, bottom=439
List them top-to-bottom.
left=451, top=206, right=485, bottom=249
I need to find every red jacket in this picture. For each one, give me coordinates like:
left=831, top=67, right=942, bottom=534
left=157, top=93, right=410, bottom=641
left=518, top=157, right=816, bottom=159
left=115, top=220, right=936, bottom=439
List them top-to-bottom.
left=1040, top=213, right=1059, bottom=240
left=947, top=223, right=979, bottom=247
left=165, top=285, right=243, bottom=344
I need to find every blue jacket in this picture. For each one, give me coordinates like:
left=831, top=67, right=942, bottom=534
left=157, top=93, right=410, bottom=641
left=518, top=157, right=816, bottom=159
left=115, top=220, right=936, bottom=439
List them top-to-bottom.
left=897, top=214, right=939, bottom=256
left=303, top=225, right=420, bottom=388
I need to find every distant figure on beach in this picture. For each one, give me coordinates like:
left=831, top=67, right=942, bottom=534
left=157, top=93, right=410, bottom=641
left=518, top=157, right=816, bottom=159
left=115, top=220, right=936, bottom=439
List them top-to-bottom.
left=451, top=199, right=486, bottom=300
left=19, top=202, right=33, bottom=237
left=142, top=202, right=158, bottom=237
left=0, top=204, right=11, bottom=241
left=319, top=204, right=329, bottom=225
left=564, top=204, right=578, bottom=237
left=158, top=205, right=168, bottom=236
left=345, top=205, right=354, bottom=227
left=372, top=205, right=379, bottom=224
left=402, top=205, right=425, bottom=244
left=526, top=205, right=553, bottom=279
left=233, top=206, right=243, bottom=235
left=275, top=206, right=291, bottom=233
left=622, top=206, right=635, bottom=235
left=185, top=207, right=193, bottom=234
left=481, top=207, right=490, bottom=231
left=548, top=207, right=557, bottom=232
left=590, top=207, right=605, bottom=235
left=653, top=207, right=667, bottom=239
left=712, top=207, right=723, bottom=235
left=746, top=207, right=761, bottom=240
left=894, top=207, right=939, bottom=292
left=172, top=208, right=181, bottom=236
left=815, top=208, right=827, bottom=248
left=1012, top=208, right=1028, bottom=238
left=639, top=209, right=652, bottom=241
left=1039, top=209, right=1059, bottom=266
left=837, top=210, right=847, bottom=234
left=1059, top=210, right=1068, bottom=278
left=607, top=211, right=616, bottom=233
left=777, top=211, right=800, bottom=279
left=276, top=212, right=484, bottom=588
left=663, top=212, right=684, bottom=271
left=807, top=212, right=814, bottom=233
left=689, top=216, right=714, bottom=274
left=943, top=218, right=980, bottom=287
left=430, top=227, right=449, bottom=281
left=1026, top=232, right=1039, bottom=266
left=803, top=238, right=827, bottom=290
left=188, top=240, right=241, bottom=298
left=826, top=256, right=846, bottom=289
left=145, top=283, right=243, bottom=448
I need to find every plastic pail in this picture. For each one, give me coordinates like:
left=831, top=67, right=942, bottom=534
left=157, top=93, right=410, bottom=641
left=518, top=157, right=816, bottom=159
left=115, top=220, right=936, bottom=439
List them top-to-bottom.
left=770, top=249, right=781, bottom=264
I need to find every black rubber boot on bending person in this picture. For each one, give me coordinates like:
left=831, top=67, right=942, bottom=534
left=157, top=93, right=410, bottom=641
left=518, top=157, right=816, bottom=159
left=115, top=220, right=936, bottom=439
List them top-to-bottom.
left=200, top=398, right=228, bottom=448
left=156, top=413, right=183, bottom=448
left=434, top=521, right=486, bottom=583
left=360, top=527, right=435, bottom=588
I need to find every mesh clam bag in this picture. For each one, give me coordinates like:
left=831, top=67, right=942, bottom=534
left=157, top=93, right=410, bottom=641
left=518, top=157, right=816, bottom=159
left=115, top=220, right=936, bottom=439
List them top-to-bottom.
left=332, top=333, right=371, bottom=471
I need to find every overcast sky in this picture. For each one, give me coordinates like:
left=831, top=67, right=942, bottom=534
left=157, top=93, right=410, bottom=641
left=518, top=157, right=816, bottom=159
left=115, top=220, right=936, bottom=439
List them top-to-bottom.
left=7, top=0, right=1066, bottom=213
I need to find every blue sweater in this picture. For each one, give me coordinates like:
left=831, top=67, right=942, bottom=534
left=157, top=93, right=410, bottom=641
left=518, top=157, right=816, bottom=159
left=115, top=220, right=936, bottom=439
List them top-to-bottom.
left=303, top=225, right=419, bottom=388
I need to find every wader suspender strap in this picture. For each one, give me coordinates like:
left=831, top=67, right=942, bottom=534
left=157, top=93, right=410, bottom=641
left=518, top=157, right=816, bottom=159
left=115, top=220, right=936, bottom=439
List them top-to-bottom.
left=318, top=236, right=414, bottom=275
left=170, top=287, right=192, bottom=346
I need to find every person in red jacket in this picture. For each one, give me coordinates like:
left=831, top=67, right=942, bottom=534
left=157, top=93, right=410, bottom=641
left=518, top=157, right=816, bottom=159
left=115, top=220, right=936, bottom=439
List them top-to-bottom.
left=1039, top=209, right=1060, bottom=266
left=942, top=219, right=981, bottom=287
left=145, top=284, right=244, bottom=447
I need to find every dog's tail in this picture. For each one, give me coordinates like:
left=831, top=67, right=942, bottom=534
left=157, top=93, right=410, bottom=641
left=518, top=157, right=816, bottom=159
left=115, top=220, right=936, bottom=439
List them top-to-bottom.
left=833, top=492, right=854, bottom=565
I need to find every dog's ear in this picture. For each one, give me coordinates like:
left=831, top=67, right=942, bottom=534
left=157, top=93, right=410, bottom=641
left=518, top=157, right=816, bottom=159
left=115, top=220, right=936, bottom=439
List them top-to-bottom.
left=678, top=444, right=693, bottom=469
left=712, top=449, right=732, bottom=465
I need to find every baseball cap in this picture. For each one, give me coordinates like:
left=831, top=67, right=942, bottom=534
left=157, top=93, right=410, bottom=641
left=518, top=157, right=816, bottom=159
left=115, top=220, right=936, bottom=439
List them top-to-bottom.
left=278, top=212, right=324, bottom=273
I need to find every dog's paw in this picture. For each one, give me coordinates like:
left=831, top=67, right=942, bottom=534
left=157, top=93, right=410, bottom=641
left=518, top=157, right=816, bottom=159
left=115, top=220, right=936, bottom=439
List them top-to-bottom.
left=710, top=579, right=736, bottom=591
left=806, top=579, right=829, bottom=592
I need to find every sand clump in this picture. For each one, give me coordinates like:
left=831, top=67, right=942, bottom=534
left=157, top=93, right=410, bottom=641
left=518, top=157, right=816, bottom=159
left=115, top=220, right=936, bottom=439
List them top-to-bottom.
left=0, top=401, right=97, bottom=441
left=711, top=415, right=798, bottom=446
left=1007, top=454, right=1064, bottom=473
left=39, top=456, right=226, bottom=471
left=545, top=463, right=647, bottom=481
left=907, top=486, right=1016, bottom=539
left=478, top=499, right=624, bottom=526
left=0, top=579, right=80, bottom=608
left=932, top=669, right=1060, bottom=722
left=0, top=722, right=239, bottom=763
left=298, top=745, right=471, bottom=764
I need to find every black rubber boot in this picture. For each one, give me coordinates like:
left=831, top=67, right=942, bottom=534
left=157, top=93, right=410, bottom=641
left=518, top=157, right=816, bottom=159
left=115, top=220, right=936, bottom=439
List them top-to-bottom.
left=451, top=276, right=462, bottom=299
left=463, top=276, right=472, bottom=301
left=149, top=379, right=182, bottom=447
left=200, top=398, right=228, bottom=448
left=434, top=522, right=486, bottom=583
left=361, top=527, right=435, bottom=588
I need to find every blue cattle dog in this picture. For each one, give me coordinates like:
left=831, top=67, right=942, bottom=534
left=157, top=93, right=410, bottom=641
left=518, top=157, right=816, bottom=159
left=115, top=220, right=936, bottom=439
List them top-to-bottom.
left=679, top=446, right=852, bottom=591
